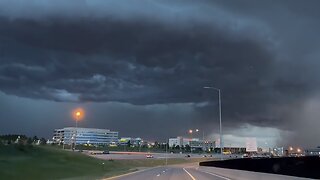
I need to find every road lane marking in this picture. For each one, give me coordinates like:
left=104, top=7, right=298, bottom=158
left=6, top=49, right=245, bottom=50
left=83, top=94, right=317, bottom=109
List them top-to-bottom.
left=103, top=166, right=160, bottom=180
left=183, top=168, right=196, bottom=180
left=198, top=170, right=231, bottom=180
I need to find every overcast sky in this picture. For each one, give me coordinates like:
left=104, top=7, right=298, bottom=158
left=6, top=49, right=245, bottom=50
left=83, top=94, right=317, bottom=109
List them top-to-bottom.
left=1, top=0, right=320, bottom=148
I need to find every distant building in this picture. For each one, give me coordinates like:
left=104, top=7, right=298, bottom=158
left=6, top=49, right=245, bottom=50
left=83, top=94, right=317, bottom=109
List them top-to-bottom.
left=53, top=127, right=118, bottom=145
left=119, top=137, right=143, bottom=146
left=169, top=137, right=215, bottom=151
left=169, top=137, right=183, bottom=147
left=200, top=141, right=215, bottom=151
left=223, top=147, right=246, bottom=154
left=271, top=147, right=284, bottom=156
left=305, top=148, right=320, bottom=156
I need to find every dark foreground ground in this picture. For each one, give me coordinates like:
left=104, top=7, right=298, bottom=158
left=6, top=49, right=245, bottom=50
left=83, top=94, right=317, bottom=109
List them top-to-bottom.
left=0, top=145, right=205, bottom=179
left=200, top=156, right=320, bottom=179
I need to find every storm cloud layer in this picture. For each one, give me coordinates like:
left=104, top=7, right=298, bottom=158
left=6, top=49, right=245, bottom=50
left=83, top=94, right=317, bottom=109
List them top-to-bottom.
left=1, top=0, right=320, bottom=146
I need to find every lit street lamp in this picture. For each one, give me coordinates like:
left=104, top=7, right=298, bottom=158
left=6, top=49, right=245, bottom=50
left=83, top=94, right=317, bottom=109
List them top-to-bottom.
left=203, top=86, right=223, bottom=159
left=72, top=108, right=84, bottom=151
left=188, top=129, right=193, bottom=153
left=297, top=148, right=301, bottom=153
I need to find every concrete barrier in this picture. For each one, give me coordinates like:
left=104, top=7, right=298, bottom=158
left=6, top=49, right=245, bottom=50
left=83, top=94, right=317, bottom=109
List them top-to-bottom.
left=199, top=156, right=320, bottom=179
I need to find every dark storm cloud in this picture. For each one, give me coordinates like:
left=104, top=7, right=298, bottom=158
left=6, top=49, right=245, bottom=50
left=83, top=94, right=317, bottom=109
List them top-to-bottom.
left=1, top=0, right=320, bottom=144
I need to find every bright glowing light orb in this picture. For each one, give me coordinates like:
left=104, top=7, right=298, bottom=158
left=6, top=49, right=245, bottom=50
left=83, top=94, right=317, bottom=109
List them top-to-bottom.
left=72, top=108, right=85, bottom=121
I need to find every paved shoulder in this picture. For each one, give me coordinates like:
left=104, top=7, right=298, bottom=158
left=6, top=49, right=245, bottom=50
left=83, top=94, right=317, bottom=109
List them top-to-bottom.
left=110, top=166, right=191, bottom=180
left=183, top=166, right=231, bottom=180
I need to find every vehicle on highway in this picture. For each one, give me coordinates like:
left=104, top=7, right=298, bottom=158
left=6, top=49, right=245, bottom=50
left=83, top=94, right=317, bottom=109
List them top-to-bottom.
left=102, top=150, right=109, bottom=154
left=223, top=150, right=232, bottom=155
left=89, top=151, right=104, bottom=155
left=90, top=151, right=97, bottom=155
left=242, top=153, right=249, bottom=158
left=146, top=154, right=154, bottom=158
left=185, top=154, right=191, bottom=157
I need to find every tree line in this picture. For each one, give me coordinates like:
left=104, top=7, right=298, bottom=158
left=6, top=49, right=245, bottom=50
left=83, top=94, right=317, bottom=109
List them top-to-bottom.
left=0, top=134, right=47, bottom=145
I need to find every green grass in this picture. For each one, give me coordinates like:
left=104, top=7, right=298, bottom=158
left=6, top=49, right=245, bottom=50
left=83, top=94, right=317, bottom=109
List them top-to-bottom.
left=0, top=145, right=204, bottom=180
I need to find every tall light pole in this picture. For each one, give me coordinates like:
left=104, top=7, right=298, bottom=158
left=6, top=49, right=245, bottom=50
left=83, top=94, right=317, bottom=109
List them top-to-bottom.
left=204, top=86, right=223, bottom=159
left=72, top=108, right=84, bottom=151
left=74, top=111, right=80, bottom=151
left=188, top=129, right=193, bottom=153
left=165, top=140, right=168, bottom=166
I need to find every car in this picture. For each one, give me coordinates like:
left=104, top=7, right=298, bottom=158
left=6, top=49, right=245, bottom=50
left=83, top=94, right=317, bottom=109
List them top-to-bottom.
left=77, top=150, right=83, bottom=152
left=102, top=150, right=109, bottom=154
left=242, top=153, right=249, bottom=158
left=146, top=154, right=154, bottom=158
left=185, top=154, right=191, bottom=157
left=202, top=155, right=207, bottom=157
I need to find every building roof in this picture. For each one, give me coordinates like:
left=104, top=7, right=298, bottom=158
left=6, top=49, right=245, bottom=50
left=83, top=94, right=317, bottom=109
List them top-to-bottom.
left=54, top=127, right=117, bottom=133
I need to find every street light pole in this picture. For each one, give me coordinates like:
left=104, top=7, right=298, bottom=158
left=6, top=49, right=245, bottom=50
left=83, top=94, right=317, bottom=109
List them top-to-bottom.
left=204, top=86, right=223, bottom=160
left=74, top=111, right=81, bottom=151
left=75, top=116, right=78, bottom=151
left=188, top=129, right=193, bottom=154
left=165, top=140, right=168, bottom=166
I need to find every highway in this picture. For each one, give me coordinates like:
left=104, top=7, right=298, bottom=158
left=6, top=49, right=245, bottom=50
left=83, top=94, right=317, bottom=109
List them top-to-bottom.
left=88, top=150, right=241, bottom=160
left=92, top=152, right=209, bottom=160
left=106, top=163, right=313, bottom=180
left=108, top=164, right=230, bottom=180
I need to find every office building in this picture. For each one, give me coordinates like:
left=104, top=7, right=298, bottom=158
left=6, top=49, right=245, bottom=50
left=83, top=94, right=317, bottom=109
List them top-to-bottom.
left=53, top=127, right=118, bottom=145
left=119, top=137, right=143, bottom=146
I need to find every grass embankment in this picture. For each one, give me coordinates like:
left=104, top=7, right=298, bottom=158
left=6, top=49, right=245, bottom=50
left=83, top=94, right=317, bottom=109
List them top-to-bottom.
left=0, top=145, right=204, bottom=180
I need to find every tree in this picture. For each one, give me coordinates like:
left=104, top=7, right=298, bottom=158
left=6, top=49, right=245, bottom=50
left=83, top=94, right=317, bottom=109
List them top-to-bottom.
left=32, top=136, right=39, bottom=143
left=27, top=138, right=33, bottom=145
left=40, top=138, right=46, bottom=145
left=127, top=140, right=131, bottom=147
left=154, top=141, right=159, bottom=148
left=172, top=144, right=176, bottom=150
left=185, top=144, right=191, bottom=152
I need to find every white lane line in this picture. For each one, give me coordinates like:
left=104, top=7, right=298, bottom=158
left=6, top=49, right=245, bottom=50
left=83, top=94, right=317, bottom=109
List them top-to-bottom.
left=103, top=166, right=160, bottom=180
left=183, top=168, right=197, bottom=180
left=198, top=170, right=231, bottom=180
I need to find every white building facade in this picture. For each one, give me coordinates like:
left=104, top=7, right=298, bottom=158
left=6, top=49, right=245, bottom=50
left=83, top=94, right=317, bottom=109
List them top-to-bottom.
left=53, top=127, right=118, bottom=145
left=169, top=137, right=215, bottom=151
left=169, top=137, right=184, bottom=147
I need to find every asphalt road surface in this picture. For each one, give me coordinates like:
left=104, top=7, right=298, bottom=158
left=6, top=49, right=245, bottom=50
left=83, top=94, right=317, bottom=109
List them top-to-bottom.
left=88, top=151, right=242, bottom=160
left=89, top=151, right=218, bottom=160
left=107, top=164, right=312, bottom=180
left=110, top=164, right=229, bottom=180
